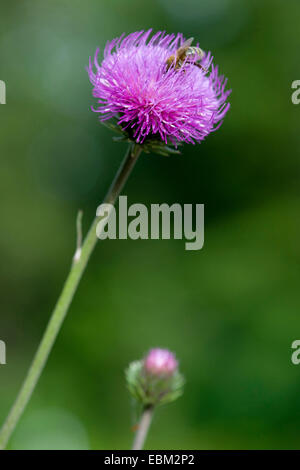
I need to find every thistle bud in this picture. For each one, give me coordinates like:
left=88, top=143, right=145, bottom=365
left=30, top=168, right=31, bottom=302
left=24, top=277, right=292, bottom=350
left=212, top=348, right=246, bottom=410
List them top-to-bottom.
left=126, top=348, right=184, bottom=407
left=144, top=348, right=178, bottom=376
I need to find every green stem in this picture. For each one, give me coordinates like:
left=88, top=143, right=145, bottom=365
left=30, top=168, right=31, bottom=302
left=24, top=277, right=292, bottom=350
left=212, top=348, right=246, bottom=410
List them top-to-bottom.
left=0, top=143, right=142, bottom=450
left=132, top=406, right=154, bottom=450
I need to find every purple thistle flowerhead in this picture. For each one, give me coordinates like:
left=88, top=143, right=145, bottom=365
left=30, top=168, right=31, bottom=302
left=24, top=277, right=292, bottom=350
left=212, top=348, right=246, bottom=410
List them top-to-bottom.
left=88, top=29, right=231, bottom=152
left=144, top=348, right=178, bottom=377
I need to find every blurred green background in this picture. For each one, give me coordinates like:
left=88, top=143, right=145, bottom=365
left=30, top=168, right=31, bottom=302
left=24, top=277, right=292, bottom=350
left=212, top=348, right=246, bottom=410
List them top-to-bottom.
left=0, top=0, right=300, bottom=450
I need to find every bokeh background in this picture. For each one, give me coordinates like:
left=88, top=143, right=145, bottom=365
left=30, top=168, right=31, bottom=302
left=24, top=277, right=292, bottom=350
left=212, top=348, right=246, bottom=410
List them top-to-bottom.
left=1, top=0, right=300, bottom=450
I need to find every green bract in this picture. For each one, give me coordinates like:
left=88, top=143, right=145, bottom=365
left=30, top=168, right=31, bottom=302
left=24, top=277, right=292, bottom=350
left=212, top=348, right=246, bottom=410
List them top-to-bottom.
left=126, top=360, right=185, bottom=407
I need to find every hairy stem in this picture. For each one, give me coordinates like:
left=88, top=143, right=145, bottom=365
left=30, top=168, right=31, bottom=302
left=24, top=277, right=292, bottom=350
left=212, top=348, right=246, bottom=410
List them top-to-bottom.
left=0, top=143, right=142, bottom=450
left=132, top=406, right=154, bottom=450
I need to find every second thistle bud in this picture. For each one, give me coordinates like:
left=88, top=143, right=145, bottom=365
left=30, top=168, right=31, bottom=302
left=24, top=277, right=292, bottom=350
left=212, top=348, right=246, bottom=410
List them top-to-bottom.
left=126, top=348, right=184, bottom=407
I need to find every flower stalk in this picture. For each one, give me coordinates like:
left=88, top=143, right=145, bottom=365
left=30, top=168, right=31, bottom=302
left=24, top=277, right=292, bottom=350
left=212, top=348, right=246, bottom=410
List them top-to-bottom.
left=0, top=143, right=142, bottom=450
left=132, top=406, right=154, bottom=450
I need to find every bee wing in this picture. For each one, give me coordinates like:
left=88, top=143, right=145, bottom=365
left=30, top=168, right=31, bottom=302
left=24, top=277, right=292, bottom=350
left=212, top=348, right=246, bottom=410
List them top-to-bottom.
left=176, top=37, right=194, bottom=58
left=180, top=37, right=194, bottom=49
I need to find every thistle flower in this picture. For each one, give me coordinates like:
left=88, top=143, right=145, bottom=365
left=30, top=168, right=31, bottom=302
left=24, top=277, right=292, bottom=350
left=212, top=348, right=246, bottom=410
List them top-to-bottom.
left=88, top=29, right=231, bottom=154
left=126, top=348, right=184, bottom=407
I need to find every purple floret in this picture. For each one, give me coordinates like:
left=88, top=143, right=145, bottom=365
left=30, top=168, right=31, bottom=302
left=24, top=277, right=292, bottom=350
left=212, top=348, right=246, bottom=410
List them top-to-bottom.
left=88, top=30, right=231, bottom=146
left=144, top=348, right=178, bottom=376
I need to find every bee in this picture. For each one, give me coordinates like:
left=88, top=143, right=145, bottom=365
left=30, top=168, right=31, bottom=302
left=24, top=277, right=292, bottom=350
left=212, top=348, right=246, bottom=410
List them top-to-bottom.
left=166, top=37, right=206, bottom=72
